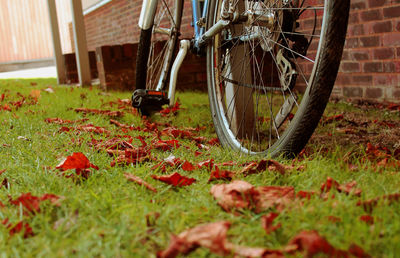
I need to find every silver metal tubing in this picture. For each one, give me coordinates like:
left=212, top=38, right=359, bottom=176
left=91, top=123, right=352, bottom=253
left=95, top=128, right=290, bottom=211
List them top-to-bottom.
left=138, top=0, right=159, bottom=30
left=197, top=19, right=230, bottom=46
left=153, top=27, right=172, bottom=35
left=168, top=40, right=190, bottom=106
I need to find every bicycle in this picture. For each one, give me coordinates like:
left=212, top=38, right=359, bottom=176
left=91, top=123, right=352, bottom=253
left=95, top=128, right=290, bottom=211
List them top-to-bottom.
left=131, top=0, right=350, bottom=157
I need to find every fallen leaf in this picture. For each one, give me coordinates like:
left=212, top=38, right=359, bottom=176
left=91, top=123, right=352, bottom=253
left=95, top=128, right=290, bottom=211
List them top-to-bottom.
left=75, top=108, right=124, bottom=117
left=153, top=140, right=180, bottom=151
left=56, top=152, right=99, bottom=178
left=197, top=159, right=214, bottom=170
left=240, top=159, right=286, bottom=176
left=181, top=160, right=195, bottom=171
left=208, top=166, right=234, bottom=182
left=0, top=169, right=5, bottom=175
left=124, top=172, right=157, bottom=193
left=151, top=172, right=196, bottom=187
left=321, top=177, right=362, bottom=196
left=210, top=180, right=294, bottom=213
left=9, top=193, right=62, bottom=214
left=357, top=193, right=400, bottom=213
left=261, top=212, right=281, bottom=234
left=359, top=215, right=374, bottom=225
left=2, top=219, right=34, bottom=238
left=158, top=221, right=283, bottom=258
left=286, top=230, right=341, bottom=257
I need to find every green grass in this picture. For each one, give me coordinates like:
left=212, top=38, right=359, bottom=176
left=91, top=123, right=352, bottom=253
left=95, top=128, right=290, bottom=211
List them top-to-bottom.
left=0, top=78, right=400, bottom=257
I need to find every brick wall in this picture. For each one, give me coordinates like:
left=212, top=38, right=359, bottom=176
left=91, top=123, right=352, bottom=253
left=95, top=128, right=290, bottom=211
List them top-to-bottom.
left=69, top=0, right=400, bottom=102
left=335, top=0, right=400, bottom=102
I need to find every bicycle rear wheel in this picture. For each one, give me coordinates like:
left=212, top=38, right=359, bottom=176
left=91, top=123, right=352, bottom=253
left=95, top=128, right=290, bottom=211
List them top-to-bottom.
left=135, top=0, right=183, bottom=91
left=206, top=0, right=350, bottom=156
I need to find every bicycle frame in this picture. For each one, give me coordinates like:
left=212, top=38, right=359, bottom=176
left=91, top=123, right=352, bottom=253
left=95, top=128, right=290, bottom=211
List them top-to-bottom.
left=139, top=0, right=217, bottom=50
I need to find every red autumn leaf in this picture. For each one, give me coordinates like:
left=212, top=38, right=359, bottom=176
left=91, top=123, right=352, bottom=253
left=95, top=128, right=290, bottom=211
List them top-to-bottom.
left=159, top=101, right=181, bottom=116
left=75, top=108, right=124, bottom=117
left=322, top=114, right=344, bottom=124
left=45, top=117, right=88, bottom=125
left=110, top=119, right=132, bottom=129
left=77, top=124, right=111, bottom=135
left=161, top=127, right=194, bottom=139
left=90, top=137, right=134, bottom=151
left=207, top=138, right=220, bottom=146
left=153, top=140, right=180, bottom=151
left=110, top=147, right=151, bottom=167
left=194, top=151, right=202, bottom=157
left=56, top=152, right=99, bottom=171
left=197, top=159, right=214, bottom=170
left=240, top=159, right=286, bottom=176
left=181, top=160, right=195, bottom=171
left=208, top=166, right=234, bottom=182
left=0, top=169, right=5, bottom=175
left=124, top=172, right=157, bottom=193
left=151, top=172, right=196, bottom=187
left=321, top=177, right=362, bottom=196
left=1, top=178, right=8, bottom=189
left=210, top=180, right=294, bottom=213
left=296, top=190, right=316, bottom=200
left=9, top=193, right=62, bottom=214
left=357, top=193, right=400, bottom=213
left=0, top=201, right=5, bottom=208
left=261, top=212, right=281, bottom=234
left=359, top=215, right=374, bottom=225
left=327, top=216, right=341, bottom=223
left=2, top=219, right=34, bottom=238
left=158, top=221, right=283, bottom=258
left=285, top=230, right=340, bottom=257
left=348, top=244, right=371, bottom=258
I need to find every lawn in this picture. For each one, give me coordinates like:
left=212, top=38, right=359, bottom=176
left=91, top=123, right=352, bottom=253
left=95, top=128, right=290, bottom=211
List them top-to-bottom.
left=0, top=78, right=399, bottom=257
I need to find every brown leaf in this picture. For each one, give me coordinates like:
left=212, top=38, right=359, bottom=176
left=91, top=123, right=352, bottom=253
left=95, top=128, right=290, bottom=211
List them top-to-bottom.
left=75, top=108, right=124, bottom=117
left=240, top=160, right=286, bottom=176
left=208, top=166, right=234, bottom=182
left=124, top=172, right=157, bottom=193
left=151, top=172, right=196, bottom=187
left=321, top=177, right=362, bottom=197
left=210, top=180, right=294, bottom=213
left=357, top=193, right=400, bottom=213
left=261, top=212, right=281, bottom=234
left=359, top=215, right=374, bottom=225
left=158, top=221, right=283, bottom=258
left=286, top=230, right=340, bottom=257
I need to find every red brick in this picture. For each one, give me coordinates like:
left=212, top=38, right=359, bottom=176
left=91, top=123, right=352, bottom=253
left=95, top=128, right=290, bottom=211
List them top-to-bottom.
left=351, top=0, right=366, bottom=10
left=368, top=0, right=386, bottom=8
left=383, top=6, right=400, bottom=19
left=360, top=9, right=382, bottom=22
left=348, top=13, right=360, bottom=25
left=372, top=20, right=392, bottom=33
left=348, top=24, right=365, bottom=36
left=382, top=32, right=400, bottom=46
left=360, top=36, right=380, bottom=47
left=345, top=38, right=360, bottom=48
left=373, top=47, right=395, bottom=60
left=351, top=50, right=370, bottom=60
left=341, top=62, right=361, bottom=73
left=363, top=62, right=383, bottom=73
left=383, top=62, right=396, bottom=73
left=374, top=74, right=398, bottom=86
left=353, top=75, right=373, bottom=85
left=343, top=87, right=363, bottom=98
left=366, top=87, right=383, bottom=99
left=393, top=89, right=400, bottom=98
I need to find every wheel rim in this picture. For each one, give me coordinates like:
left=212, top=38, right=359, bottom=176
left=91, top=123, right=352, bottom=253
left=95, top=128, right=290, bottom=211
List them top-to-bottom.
left=146, top=0, right=181, bottom=90
left=210, top=0, right=328, bottom=153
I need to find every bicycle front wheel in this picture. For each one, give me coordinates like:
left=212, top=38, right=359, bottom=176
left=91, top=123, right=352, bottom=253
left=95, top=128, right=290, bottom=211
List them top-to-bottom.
left=135, top=0, right=183, bottom=91
left=206, top=0, right=350, bottom=156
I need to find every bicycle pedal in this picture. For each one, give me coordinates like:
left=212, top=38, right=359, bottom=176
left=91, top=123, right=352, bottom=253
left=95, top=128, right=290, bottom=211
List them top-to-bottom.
left=131, top=89, right=169, bottom=116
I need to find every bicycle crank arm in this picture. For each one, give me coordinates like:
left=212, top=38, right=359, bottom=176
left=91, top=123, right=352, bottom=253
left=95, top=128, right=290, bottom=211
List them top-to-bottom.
left=197, top=19, right=230, bottom=46
left=168, top=40, right=191, bottom=107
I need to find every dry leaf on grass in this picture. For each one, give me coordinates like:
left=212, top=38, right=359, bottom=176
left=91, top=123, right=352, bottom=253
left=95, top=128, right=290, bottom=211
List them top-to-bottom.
left=124, top=172, right=157, bottom=193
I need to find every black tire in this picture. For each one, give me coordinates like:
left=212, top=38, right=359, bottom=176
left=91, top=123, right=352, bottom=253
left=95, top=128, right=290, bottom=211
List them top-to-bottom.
left=135, top=0, right=183, bottom=91
left=206, top=0, right=350, bottom=156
